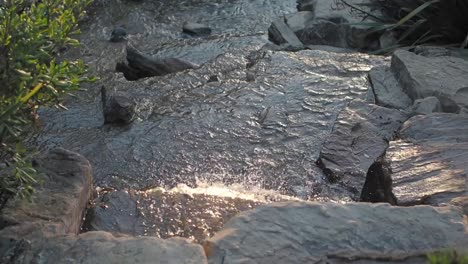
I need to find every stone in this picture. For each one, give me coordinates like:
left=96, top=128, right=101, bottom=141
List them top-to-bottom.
left=287, top=0, right=384, bottom=49
left=297, top=0, right=315, bottom=12
left=267, top=17, right=304, bottom=49
left=182, top=22, right=212, bottom=36
left=109, top=27, right=127, bottom=42
left=116, top=46, right=198, bottom=80
left=413, top=46, right=451, bottom=57
left=391, top=50, right=468, bottom=112
left=368, top=66, right=413, bottom=110
left=101, top=86, right=137, bottom=125
left=410, top=96, right=442, bottom=116
left=317, top=99, right=408, bottom=198
left=385, top=114, right=468, bottom=208
left=0, top=148, right=93, bottom=239
left=83, top=188, right=263, bottom=243
left=82, top=191, right=145, bottom=235
left=205, top=202, right=468, bottom=264
left=17, top=231, right=208, bottom=264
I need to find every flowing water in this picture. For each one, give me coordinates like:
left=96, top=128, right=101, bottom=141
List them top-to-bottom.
left=34, top=0, right=388, bottom=242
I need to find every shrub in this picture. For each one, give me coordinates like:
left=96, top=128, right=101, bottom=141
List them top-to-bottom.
left=0, top=0, right=94, bottom=205
left=427, top=250, right=468, bottom=264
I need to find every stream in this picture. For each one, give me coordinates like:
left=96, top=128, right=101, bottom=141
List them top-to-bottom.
left=33, top=0, right=389, bottom=242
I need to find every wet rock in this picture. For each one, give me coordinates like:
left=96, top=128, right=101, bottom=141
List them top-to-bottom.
left=285, top=0, right=384, bottom=50
left=268, top=16, right=304, bottom=49
left=182, top=22, right=212, bottom=36
left=109, top=27, right=127, bottom=42
left=116, top=46, right=198, bottom=80
left=391, top=50, right=468, bottom=112
left=368, top=66, right=412, bottom=110
left=101, top=86, right=136, bottom=125
left=410, top=96, right=442, bottom=116
left=317, top=99, right=408, bottom=197
left=386, top=113, right=468, bottom=208
left=0, top=148, right=93, bottom=239
left=84, top=188, right=262, bottom=243
left=83, top=191, right=145, bottom=235
left=205, top=202, right=467, bottom=264
left=19, top=231, right=207, bottom=264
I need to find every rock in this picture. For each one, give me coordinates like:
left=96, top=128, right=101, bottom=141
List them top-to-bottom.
left=286, top=0, right=384, bottom=50
left=297, top=0, right=315, bottom=12
left=267, top=16, right=304, bottom=49
left=182, top=22, right=212, bottom=36
left=109, top=27, right=127, bottom=42
left=379, top=30, right=398, bottom=51
left=116, top=46, right=198, bottom=80
left=413, top=46, right=451, bottom=57
left=391, top=50, right=468, bottom=112
left=368, top=66, right=412, bottom=110
left=101, top=86, right=137, bottom=125
left=410, top=96, right=442, bottom=116
left=317, top=99, right=408, bottom=197
left=385, top=114, right=468, bottom=208
left=0, top=148, right=93, bottom=239
left=83, top=188, right=262, bottom=243
left=82, top=191, right=145, bottom=235
left=205, top=202, right=468, bottom=264
left=18, top=231, right=207, bottom=264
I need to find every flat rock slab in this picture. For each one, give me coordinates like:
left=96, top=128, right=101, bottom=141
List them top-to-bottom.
left=391, top=50, right=468, bottom=112
left=368, top=65, right=412, bottom=110
left=318, top=99, right=407, bottom=197
left=386, top=114, right=468, bottom=210
left=0, top=149, right=92, bottom=239
left=83, top=189, right=262, bottom=243
left=205, top=202, right=468, bottom=264
left=9, top=231, right=207, bottom=264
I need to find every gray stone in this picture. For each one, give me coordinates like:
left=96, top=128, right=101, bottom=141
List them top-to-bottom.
left=291, top=0, right=384, bottom=49
left=297, top=0, right=315, bottom=12
left=268, top=17, right=304, bottom=49
left=182, top=22, right=212, bottom=36
left=110, top=27, right=127, bottom=42
left=413, top=46, right=451, bottom=57
left=391, top=50, right=468, bottom=112
left=369, top=66, right=412, bottom=110
left=101, top=86, right=137, bottom=125
left=410, top=96, right=442, bottom=116
left=317, top=99, right=408, bottom=197
left=386, top=114, right=468, bottom=208
left=0, top=148, right=93, bottom=239
left=83, top=191, right=145, bottom=235
left=205, top=202, right=468, bottom=264
left=20, top=231, right=207, bottom=264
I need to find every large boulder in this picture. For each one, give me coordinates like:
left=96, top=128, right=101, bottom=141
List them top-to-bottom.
left=280, top=0, right=384, bottom=50
left=391, top=50, right=468, bottom=112
left=317, top=99, right=408, bottom=198
left=385, top=113, right=468, bottom=212
left=0, top=148, right=93, bottom=239
left=205, top=202, right=468, bottom=264
left=3, top=231, right=207, bottom=264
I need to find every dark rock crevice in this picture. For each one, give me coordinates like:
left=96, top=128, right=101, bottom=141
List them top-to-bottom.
left=360, top=158, right=397, bottom=205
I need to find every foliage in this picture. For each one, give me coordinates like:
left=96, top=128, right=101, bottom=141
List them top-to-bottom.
left=0, top=0, right=94, bottom=203
left=342, top=0, right=468, bottom=53
left=427, top=250, right=468, bottom=264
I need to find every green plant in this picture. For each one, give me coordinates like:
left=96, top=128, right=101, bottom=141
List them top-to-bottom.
left=0, top=0, right=95, bottom=204
left=342, top=0, right=468, bottom=53
left=427, top=250, right=468, bottom=264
